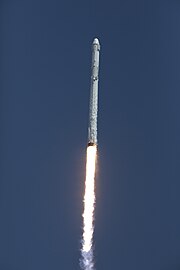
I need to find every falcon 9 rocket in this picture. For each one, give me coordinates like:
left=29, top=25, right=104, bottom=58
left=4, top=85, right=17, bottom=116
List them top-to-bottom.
left=87, top=38, right=100, bottom=146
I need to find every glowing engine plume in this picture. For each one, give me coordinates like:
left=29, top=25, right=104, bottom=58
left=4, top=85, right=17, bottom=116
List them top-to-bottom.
left=81, top=145, right=97, bottom=270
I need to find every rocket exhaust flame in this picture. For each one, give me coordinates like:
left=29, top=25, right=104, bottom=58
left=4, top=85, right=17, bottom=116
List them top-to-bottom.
left=81, top=145, right=97, bottom=270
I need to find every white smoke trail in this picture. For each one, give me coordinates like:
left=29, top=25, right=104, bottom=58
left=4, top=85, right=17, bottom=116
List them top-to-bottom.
left=80, top=145, right=97, bottom=270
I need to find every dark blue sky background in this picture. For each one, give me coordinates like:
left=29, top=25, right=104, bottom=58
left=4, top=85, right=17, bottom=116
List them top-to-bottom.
left=1, top=0, right=180, bottom=269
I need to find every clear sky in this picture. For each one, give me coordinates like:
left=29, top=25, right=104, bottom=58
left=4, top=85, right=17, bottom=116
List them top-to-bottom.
left=1, top=0, right=180, bottom=269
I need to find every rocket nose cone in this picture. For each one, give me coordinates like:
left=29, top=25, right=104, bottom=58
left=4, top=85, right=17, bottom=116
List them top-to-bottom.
left=93, top=38, right=100, bottom=45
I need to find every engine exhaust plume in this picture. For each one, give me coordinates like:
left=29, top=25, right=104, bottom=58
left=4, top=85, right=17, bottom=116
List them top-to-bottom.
left=81, top=145, right=97, bottom=270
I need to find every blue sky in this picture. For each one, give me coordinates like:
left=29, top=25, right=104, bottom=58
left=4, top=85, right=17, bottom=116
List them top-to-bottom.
left=1, top=0, right=180, bottom=269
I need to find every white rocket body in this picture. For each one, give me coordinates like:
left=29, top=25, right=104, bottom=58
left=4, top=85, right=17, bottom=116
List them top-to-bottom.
left=88, top=38, right=100, bottom=146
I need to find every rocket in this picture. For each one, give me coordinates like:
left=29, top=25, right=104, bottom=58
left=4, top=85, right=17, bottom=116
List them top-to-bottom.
left=88, top=38, right=100, bottom=147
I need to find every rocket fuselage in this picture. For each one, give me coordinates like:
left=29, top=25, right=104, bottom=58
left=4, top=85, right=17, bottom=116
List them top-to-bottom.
left=88, top=38, right=100, bottom=146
